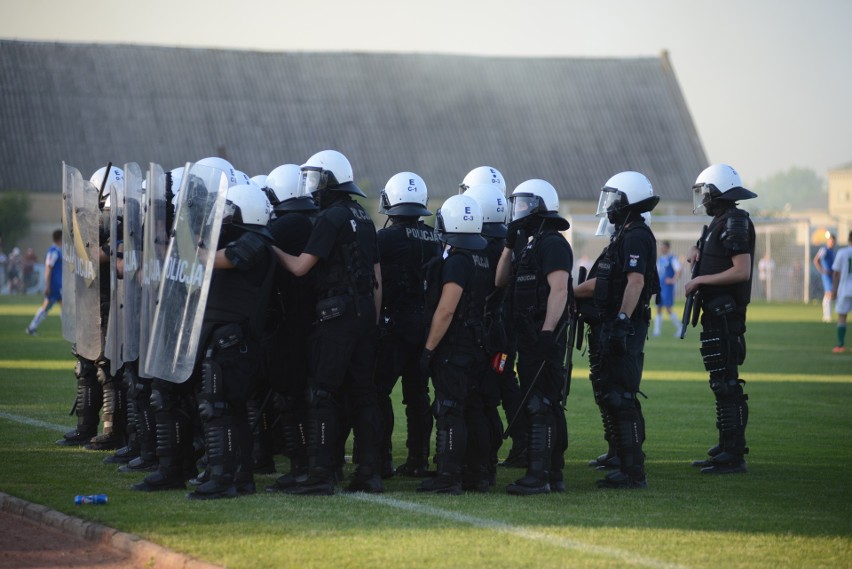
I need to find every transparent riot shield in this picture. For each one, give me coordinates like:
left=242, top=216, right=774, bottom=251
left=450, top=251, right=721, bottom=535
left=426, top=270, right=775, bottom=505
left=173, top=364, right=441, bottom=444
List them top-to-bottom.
left=121, top=162, right=144, bottom=364
left=61, top=163, right=79, bottom=343
left=143, top=163, right=228, bottom=383
left=138, top=164, right=167, bottom=379
left=104, top=177, right=126, bottom=374
left=72, top=178, right=104, bottom=361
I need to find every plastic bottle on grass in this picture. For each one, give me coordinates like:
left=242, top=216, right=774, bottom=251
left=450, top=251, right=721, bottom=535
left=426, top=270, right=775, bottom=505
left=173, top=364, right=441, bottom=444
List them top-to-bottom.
left=74, top=494, right=108, bottom=505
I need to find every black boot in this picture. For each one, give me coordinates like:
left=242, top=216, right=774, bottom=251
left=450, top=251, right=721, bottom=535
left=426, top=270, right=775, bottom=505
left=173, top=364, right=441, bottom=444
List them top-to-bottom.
left=56, top=359, right=101, bottom=446
left=86, top=376, right=126, bottom=451
left=701, top=392, right=748, bottom=475
left=507, top=396, right=553, bottom=496
left=597, top=400, right=647, bottom=489
left=284, top=403, right=337, bottom=496
left=588, top=403, right=619, bottom=469
left=418, top=404, right=464, bottom=495
left=132, top=410, right=189, bottom=491
left=187, top=419, right=240, bottom=500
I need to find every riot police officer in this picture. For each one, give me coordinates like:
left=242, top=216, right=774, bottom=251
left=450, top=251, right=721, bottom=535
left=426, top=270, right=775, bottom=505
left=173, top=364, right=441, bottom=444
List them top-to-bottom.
left=274, top=150, right=384, bottom=495
left=262, top=163, right=320, bottom=492
left=686, top=164, right=756, bottom=475
left=57, top=165, right=127, bottom=451
left=462, top=166, right=528, bottom=469
left=575, top=171, right=659, bottom=489
left=374, top=172, right=441, bottom=478
left=496, top=179, right=572, bottom=495
left=187, top=181, right=275, bottom=499
left=461, top=182, right=511, bottom=489
left=417, top=194, right=490, bottom=494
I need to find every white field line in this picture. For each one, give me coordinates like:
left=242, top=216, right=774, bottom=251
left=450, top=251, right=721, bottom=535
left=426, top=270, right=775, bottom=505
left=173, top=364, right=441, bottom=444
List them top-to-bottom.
left=1, top=410, right=691, bottom=569
left=0, top=411, right=67, bottom=433
left=347, top=493, right=692, bottom=569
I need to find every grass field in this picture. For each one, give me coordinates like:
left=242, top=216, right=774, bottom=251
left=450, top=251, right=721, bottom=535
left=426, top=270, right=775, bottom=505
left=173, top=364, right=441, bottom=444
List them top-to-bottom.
left=1, top=294, right=850, bottom=569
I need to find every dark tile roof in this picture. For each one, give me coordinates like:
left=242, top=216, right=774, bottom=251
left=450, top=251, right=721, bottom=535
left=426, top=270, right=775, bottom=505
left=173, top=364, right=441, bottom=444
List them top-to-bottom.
left=0, top=40, right=706, bottom=201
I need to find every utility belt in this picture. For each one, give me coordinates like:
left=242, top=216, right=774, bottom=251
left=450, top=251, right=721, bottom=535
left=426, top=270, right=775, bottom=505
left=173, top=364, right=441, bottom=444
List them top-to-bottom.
left=315, top=291, right=373, bottom=322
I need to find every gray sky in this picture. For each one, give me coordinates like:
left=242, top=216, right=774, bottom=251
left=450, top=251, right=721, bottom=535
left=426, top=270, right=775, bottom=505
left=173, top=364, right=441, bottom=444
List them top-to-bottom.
left=3, top=0, right=850, bottom=185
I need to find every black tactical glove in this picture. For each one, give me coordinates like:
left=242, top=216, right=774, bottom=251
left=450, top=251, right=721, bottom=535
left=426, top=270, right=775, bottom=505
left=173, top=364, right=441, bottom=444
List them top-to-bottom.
left=505, top=219, right=525, bottom=250
left=224, top=231, right=267, bottom=270
left=606, top=312, right=634, bottom=356
left=539, top=329, right=556, bottom=354
left=420, top=348, right=434, bottom=379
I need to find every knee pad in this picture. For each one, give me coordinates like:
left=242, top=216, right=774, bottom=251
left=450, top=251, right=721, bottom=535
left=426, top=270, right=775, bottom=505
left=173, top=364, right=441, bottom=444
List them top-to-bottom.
left=198, top=356, right=231, bottom=422
left=74, top=358, right=98, bottom=384
left=95, top=363, right=112, bottom=387
left=710, top=378, right=745, bottom=400
left=602, top=387, right=638, bottom=413
left=307, top=388, right=338, bottom=410
left=525, top=392, right=554, bottom=416
left=433, top=398, right=463, bottom=419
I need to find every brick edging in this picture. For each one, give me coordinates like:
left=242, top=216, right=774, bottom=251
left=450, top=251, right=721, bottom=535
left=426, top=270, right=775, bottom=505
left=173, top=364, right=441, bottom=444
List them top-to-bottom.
left=0, top=492, right=226, bottom=569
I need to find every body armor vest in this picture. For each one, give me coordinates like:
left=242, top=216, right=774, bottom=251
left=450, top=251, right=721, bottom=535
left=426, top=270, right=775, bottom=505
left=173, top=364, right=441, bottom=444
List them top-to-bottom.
left=315, top=201, right=376, bottom=299
left=698, top=208, right=755, bottom=306
left=380, top=220, right=440, bottom=315
left=593, top=224, right=658, bottom=321
left=512, top=231, right=564, bottom=323
left=205, top=241, right=275, bottom=338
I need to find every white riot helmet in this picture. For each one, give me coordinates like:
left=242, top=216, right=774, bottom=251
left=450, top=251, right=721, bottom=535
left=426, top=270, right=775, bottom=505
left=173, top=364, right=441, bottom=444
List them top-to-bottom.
left=298, top=150, right=366, bottom=199
left=196, top=157, right=238, bottom=187
left=266, top=163, right=317, bottom=213
left=692, top=163, right=757, bottom=215
left=90, top=165, right=124, bottom=210
left=460, top=166, right=506, bottom=193
left=234, top=170, right=253, bottom=187
left=595, top=171, right=659, bottom=226
left=380, top=172, right=431, bottom=217
left=250, top=174, right=268, bottom=189
left=509, top=179, right=570, bottom=231
left=223, top=183, right=272, bottom=228
left=463, top=184, right=508, bottom=238
left=435, top=194, right=487, bottom=250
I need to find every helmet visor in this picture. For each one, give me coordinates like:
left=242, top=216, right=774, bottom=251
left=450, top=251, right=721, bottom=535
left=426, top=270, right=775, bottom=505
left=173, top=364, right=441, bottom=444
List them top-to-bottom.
left=298, top=168, right=324, bottom=196
left=692, top=183, right=714, bottom=215
left=595, top=188, right=622, bottom=218
left=509, top=194, right=542, bottom=221
left=222, top=199, right=239, bottom=225
left=595, top=217, right=614, bottom=236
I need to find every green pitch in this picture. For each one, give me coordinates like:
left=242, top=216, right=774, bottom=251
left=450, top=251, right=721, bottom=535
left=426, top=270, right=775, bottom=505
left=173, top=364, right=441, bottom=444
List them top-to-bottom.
left=1, top=295, right=850, bottom=569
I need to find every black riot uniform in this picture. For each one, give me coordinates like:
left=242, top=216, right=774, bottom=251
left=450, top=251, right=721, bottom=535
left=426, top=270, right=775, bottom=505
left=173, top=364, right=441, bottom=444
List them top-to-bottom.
left=283, top=192, right=383, bottom=495
left=691, top=203, right=755, bottom=474
left=264, top=205, right=318, bottom=492
left=590, top=214, right=657, bottom=489
left=375, top=217, right=442, bottom=477
left=505, top=220, right=573, bottom=495
left=135, top=224, right=275, bottom=498
left=470, top=230, right=513, bottom=489
left=417, top=243, right=491, bottom=494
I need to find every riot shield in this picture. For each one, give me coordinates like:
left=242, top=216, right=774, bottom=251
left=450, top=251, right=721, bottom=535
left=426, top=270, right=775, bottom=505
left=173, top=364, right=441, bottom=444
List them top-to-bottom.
left=121, top=162, right=144, bottom=363
left=61, top=163, right=79, bottom=343
left=143, top=163, right=228, bottom=383
left=138, top=164, right=168, bottom=379
left=104, top=176, right=126, bottom=374
left=72, top=177, right=103, bottom=361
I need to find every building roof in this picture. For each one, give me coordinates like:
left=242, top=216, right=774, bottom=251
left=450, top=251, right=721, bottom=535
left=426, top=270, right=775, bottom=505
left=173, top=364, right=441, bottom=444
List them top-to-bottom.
left=0, top=40, right=706, bottom=201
